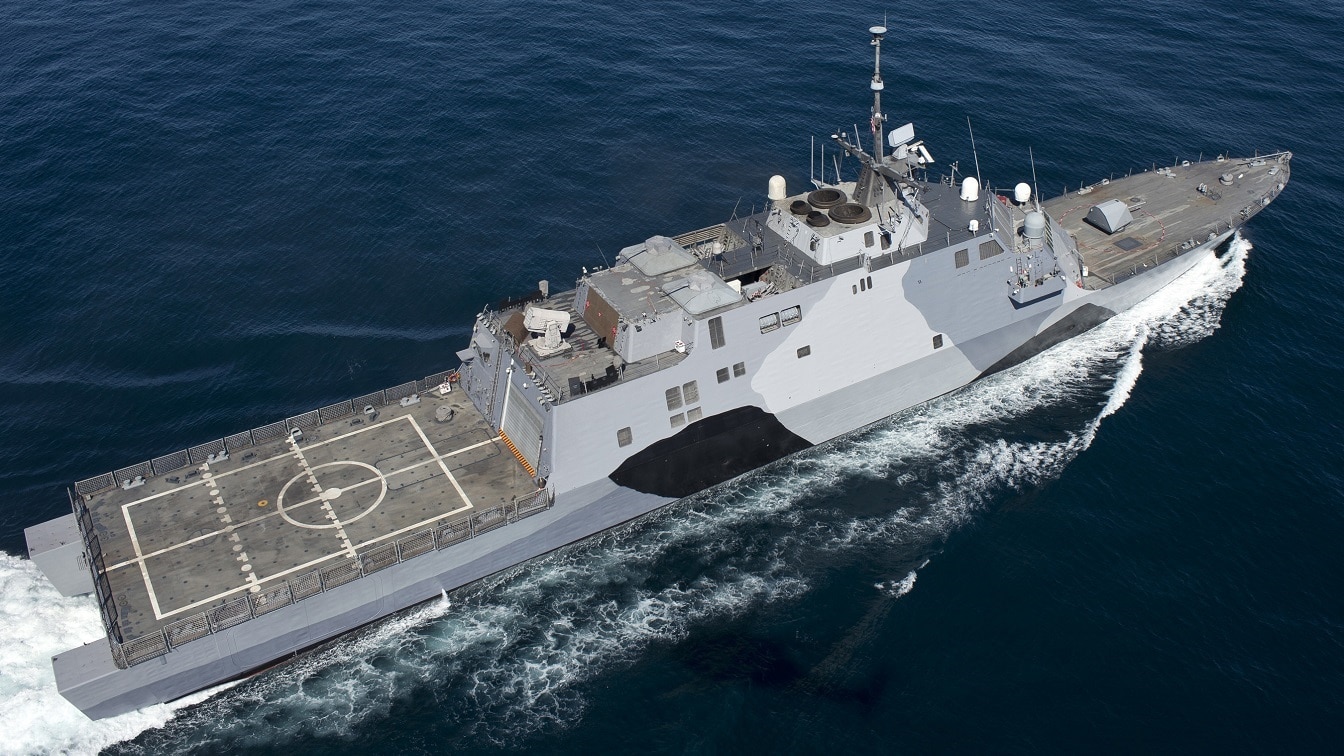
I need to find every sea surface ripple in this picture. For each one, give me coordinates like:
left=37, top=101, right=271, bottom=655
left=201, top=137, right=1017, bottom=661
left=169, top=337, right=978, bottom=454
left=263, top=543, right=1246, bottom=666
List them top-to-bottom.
left=2, top=1, right=1342, bottom=753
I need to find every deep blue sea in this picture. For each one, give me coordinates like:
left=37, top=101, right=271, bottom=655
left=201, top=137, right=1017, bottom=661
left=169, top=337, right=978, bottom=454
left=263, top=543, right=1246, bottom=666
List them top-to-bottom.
left=3, top=0, right=1342, bottom=752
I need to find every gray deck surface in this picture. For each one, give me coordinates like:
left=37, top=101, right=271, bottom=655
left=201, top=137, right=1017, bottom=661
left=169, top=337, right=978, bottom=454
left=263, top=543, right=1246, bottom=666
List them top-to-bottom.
left=1043, top=155, right=1289, bottom=287
left=84, top=387, right=536, bottom=642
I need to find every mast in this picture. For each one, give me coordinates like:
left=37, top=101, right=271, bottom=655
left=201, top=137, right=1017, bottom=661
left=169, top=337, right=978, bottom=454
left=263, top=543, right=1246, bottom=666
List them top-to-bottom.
left=842, top=25, right=893, bottom=208
left=870, top=25, right=886, bottom=162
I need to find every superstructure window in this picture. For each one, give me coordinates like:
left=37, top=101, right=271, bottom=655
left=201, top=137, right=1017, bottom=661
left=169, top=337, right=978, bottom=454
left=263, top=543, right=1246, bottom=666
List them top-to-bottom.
left=864, top=231, right=874, bottom=247
left=979, top=240, right=1002, bottom=259
left=955, top=248, right=969, bottom=268
left=866, top=276, right=873, bottom=289
left=780, top=306, right=801, bottom=326
left=759, top=313, right=780, bottom=333
left=709, top=317, right=725, bottom=349
left=933, top=334, right=944, bottom=349
left=797, top=345, right=812, bottom=358
left=733, top=362, right=746, bottom=377
left=717, top=367, right=730, bottom=383
left=682, top=381, right=699, bottom=404
left=665, top=387, right=683, bottom=411
left=687, top=407, right=703, bottom=423
left=670, top=413, right=686, bottom=429
left=617, top=427, right=633, bottom=447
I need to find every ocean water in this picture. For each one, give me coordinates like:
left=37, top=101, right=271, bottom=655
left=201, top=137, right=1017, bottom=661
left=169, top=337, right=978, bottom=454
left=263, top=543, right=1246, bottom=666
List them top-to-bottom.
left=2, top=0, right=1342, bottom=753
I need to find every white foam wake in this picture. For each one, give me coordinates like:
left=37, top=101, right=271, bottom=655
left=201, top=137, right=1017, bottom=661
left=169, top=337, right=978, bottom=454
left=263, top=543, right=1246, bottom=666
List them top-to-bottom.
left=4, top=236, right=1252, bottom=752
left=807, top=236, right=1252, bottom=551
left=157, top=510, right=812, bottom=748
left=0, top=553, right=228, bottom=756
left=875, top=570, right=918, bottom=598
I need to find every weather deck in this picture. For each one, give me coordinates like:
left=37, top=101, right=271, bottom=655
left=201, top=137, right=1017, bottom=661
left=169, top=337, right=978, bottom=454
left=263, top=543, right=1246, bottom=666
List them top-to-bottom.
left=1043, top=154, right=1290, bottom=287
left=81, top=385, right=537, bottom=644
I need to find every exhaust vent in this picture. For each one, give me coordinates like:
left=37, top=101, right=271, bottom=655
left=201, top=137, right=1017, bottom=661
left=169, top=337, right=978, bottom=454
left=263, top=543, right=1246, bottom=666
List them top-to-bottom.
left=807, top=188, right=847, bottom=209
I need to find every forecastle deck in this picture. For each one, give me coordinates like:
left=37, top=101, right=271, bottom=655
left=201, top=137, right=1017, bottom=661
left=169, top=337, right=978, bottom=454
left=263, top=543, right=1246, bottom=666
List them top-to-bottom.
left=1044, top=152, right=1290, bottom=288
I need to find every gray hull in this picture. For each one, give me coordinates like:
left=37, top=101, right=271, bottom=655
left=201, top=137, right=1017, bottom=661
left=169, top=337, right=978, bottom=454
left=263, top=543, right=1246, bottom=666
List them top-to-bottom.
left=52, top=234, right=1218, bottom=720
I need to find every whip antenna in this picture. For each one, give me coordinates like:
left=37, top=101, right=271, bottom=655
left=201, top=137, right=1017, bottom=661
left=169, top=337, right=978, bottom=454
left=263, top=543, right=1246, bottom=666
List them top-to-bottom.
left=967, top=117, right=982, bottom=186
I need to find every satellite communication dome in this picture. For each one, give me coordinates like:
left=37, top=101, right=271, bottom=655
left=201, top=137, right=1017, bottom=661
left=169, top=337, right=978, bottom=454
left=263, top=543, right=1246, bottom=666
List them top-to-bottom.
left=960, top=176, right=980, bottom=202
left=1014, top=182, right=1032, bottom=204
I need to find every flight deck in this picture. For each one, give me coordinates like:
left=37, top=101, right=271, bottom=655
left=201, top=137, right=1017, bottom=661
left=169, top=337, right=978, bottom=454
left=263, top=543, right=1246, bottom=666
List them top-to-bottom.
left=75, top=379, right=541, bottom=655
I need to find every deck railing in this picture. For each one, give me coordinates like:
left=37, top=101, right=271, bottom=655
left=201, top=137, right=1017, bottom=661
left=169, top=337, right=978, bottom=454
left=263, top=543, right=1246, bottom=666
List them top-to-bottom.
left=66, top=369, right=558, bottom=668
left=74, top=370, right=458, bottom=498
left=80, top=486, right=553, bottom=669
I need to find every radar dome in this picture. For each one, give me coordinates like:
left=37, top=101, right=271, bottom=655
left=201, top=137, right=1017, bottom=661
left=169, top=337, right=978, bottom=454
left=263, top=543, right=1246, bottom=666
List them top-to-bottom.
left=768, top=175, right=787, bottom=201
left=960, top=176, right=980, bottom=202
left=1014, top=183, right=1032, bottom=204
left=1024, top=211, right=1046, bottom=240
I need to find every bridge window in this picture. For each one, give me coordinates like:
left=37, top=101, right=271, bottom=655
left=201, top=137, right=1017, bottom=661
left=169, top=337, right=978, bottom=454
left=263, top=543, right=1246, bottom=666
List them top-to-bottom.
left=979, top=240, right=1003, bottom=259
left=955, top=248, right=969, bottom=268
left=781, top=306, right=801, bottom=326
left=759, top=313, right=780, bottom=333
left=733, top=362, right=746, bottom=377
left=717, top=367, right=730, bottom=383
left=665, top=387, right=683, bottom=411
left=687, top=407, right=703, bottom=423
left=670, top=413, right=686, bottom=429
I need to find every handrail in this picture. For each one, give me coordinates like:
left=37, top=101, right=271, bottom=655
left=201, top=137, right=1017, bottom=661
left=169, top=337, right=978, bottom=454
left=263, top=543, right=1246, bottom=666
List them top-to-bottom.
left=73, top=369, right=458, bottom=498
left=84, top=486, right=554, bottom=668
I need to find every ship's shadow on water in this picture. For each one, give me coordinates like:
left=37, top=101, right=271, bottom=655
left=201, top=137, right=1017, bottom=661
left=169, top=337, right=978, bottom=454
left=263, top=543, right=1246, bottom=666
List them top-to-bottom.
left=107, top=241, right=1250, bottom=754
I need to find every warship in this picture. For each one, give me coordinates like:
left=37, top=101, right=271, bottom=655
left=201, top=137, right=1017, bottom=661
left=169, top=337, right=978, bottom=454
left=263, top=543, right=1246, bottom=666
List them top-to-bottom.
left=25, top=27, right=1290, bottom=720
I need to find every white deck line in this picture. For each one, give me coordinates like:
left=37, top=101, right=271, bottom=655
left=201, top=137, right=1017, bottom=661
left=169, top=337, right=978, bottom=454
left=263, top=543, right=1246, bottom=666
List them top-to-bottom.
left=118, top=415, right=421, bottom=511
left=409, top=415, right=474, bottom=510
left=118, top=416, right=495, bottom=511
left=107, top=420, right=501, bottom=620
left=286, top=433, right=357, bottom=561
left=102, top=437, right=499, bottom=573
left=120, top=501, right=166, bottom=619
left=147, top=502, right=475, bottom=619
